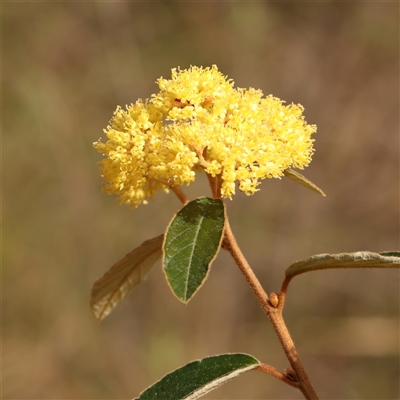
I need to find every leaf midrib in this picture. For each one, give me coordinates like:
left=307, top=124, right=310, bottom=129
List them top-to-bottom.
left=183, top=206, right=210, bottom=300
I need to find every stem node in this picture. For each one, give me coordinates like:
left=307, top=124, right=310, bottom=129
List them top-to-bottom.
left=223, top=216, right=319, bottom=399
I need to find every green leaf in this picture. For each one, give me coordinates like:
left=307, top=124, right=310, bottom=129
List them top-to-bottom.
left=283, top=168, right=326, bottom=196
left=163, top=197, right=225, bottom=303
left=90, top=235, right=164, bottom=321
left=285, top=251, right=400, bottom=279
left=380, top=251, right=400, bottom=257
left=135, top=353, right=260, bottom=400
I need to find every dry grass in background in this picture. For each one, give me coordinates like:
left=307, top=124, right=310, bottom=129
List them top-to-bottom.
left=3, top=2, right=399, bottom=399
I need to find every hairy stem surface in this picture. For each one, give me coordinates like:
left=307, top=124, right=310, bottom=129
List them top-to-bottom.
left=223, top=217, right=319, bottom=399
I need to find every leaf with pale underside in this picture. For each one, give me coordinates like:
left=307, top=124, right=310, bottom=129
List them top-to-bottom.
left=283, top=168, right=326, bottom=196
left=163, top=197, right=225, bottom=303
left=90, top=235, right=164, bottom=321
left=285, top=251, right=400, bottom=279
left=380, top=251, right=400, bottom=258
left=135, top=353, right=260, bottom=400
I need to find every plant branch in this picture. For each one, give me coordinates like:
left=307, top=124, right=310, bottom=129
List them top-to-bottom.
left=205, top=172, right=222, bottom=199
left=151, top=178, right=189, bottom=205
left=169, top=185, right=189, bottom=205
left=223, top=217, right=319, bottom=399
left=223, top=219, right=269, bottom=308
left=277, top=275, right=292, bottom=310
left=266, top=307, right=318, bottom=399
left=256, top=364, right=300, bottom=388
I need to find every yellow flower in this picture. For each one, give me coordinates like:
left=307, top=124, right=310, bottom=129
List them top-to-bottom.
left=94, top=65, right=316, bottom=207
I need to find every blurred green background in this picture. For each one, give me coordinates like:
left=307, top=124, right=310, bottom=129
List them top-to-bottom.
left=3, top=2, right=399, bottom=399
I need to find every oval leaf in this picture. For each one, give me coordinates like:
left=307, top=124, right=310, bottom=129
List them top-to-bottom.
left=283, top=168, right=326, bottom=196
left=163, top=197, right=225, bottom=303
left=90, top=235, right=164, bottom=321
left=285, top=251, right=400, bottom=279
left=135, top=353, right=260, bottom=400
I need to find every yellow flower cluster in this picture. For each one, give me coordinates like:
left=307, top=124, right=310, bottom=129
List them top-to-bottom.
left=94, top=65, right=316, bottom=208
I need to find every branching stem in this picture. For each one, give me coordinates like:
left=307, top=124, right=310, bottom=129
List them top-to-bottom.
left=223, top=217, right=319, bottom=399
left=256, top=364, right=300, bottom=388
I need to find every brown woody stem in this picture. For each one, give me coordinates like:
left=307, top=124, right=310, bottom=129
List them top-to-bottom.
left=205, top=172, right=222, bottom=199
left=170, top=185, right=189, bottom=205
left=223, top=217, right=319, bottom=399
left=223, top=219, right=269, bottom=307
left=256, top=364, right=300, bottom=388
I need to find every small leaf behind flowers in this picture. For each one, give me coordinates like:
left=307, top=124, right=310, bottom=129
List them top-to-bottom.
left=283, top=168, right=326, bottom=196
left=163, top=197, right=225, bottom=303
left=90, top=235, right=164, bottom=321
left=285, top=251, right=400, bottom=279
left=135, top=353, right=260, bottom=400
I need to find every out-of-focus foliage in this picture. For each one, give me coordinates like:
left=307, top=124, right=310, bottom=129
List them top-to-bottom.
left=3, top=2, right=398, bottom=399
left=91, top=235, right=164, bottom=322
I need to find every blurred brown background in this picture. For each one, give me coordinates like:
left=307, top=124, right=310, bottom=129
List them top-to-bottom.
left=3, top=2, right=399, bottom=399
